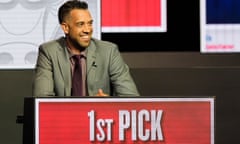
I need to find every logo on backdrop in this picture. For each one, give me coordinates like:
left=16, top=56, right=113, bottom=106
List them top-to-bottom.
left=0, top=0, right=64, bottom=67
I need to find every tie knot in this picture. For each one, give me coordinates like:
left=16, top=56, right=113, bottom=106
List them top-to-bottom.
left=72, top=55, right=84, bottom=64
left=73, top=55, right=81, bottom=60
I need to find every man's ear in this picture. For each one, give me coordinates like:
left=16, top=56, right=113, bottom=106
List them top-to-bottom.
left=61, top=23, right=69, bottom=34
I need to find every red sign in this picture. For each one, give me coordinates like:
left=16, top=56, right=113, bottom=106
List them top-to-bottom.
left=101, top=0, right=167, bottom=32
left=35, top=97, right=214, bottom=144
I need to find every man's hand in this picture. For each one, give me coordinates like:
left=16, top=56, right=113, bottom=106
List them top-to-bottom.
left=95, top=89, right=109, bottom=96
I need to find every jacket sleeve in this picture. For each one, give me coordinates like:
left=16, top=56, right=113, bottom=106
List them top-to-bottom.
left=32, top=45, right=55, bottom=97
left=109, top=45, right=140, bottom=96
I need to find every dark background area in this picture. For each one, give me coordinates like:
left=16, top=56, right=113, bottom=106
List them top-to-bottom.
left=102, top=0, right=200, bottom=52
left=1, top=1, right=240, bottom=144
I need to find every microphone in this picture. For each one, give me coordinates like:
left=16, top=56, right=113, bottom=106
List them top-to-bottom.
left=92, top=61, right=97, bottom=67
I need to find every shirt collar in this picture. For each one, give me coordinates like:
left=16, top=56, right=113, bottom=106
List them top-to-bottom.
left=65, top=40, right=87, bottom=58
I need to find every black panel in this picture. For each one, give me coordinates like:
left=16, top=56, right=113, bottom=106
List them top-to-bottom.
left=101, top=0, right=200, bottom=52
left=23, top=97, right=35, bottom=144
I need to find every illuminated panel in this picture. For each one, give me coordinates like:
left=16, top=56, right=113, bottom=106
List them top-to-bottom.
left=0, top=0, right=101, bottom=69
left=102, top=0, right=167, bottom=32
left=200, top=0, right=240, bottom=53
left=35, top=97, right=214, bottom=144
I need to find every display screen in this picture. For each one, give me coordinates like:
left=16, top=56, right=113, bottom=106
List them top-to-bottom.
left=0, top=0, right=101, bottom=69
left=200, top=0, right=240, bottom=53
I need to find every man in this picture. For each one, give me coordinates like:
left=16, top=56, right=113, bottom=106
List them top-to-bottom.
left=32, top=0, right=140, bottom=97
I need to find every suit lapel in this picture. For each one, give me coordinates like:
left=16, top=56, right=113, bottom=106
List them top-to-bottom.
left=55, top=38, right=98, bottom=96
left=57, top=38, right=72, bottom=96
left=86, top=41, right=97, bottom=95
left=87, top=41, right=97, bottom=74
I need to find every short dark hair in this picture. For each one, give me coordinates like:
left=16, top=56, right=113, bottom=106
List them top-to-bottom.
left=58, top=0, right=88, bottom=24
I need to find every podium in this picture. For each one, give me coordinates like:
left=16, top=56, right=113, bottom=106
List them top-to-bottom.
left=22, top=97, right=215, bottom=144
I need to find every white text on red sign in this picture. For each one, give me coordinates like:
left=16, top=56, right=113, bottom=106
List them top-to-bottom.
left=88, top=109, right=163, bottom=142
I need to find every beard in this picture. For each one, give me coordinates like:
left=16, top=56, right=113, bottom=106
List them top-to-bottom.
left=67, top=35, right=87, bottom=51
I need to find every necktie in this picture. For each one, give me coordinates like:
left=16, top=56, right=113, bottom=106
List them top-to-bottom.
left=72, top=55, right=83, bottom=96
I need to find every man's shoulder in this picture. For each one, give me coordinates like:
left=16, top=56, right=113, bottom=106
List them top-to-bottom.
left=40, top=37, right=65, bottom=48
left=89, top=38, right=120, bottom=57
left=91, top=38, right=117, bottom=48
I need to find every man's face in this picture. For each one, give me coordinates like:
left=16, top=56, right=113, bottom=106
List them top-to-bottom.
left=62, top=9, right=93, bottom=48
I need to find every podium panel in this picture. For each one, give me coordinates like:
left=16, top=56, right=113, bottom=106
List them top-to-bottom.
left=23, top=97, right=215, bottom=144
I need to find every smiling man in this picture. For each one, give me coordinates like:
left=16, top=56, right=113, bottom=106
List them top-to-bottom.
left=32, top=0, right=140, bottom=97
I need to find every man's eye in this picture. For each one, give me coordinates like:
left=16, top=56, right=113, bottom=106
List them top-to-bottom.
left=77, top=23, right=84, bottom=27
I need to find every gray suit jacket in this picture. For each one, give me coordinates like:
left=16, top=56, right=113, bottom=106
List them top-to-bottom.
left=33, top=37, right=140, bottom=97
